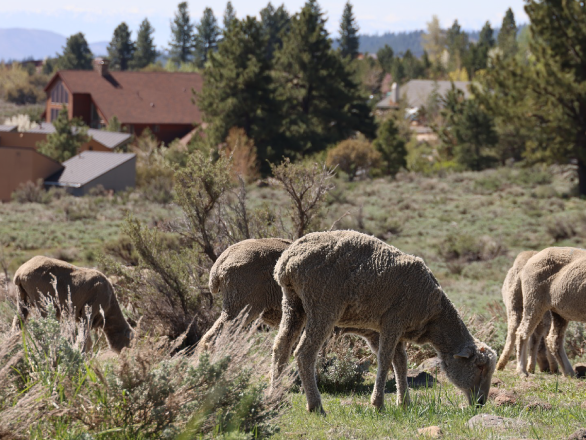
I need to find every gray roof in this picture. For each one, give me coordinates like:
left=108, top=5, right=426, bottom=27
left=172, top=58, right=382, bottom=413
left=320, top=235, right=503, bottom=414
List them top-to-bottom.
left=377, top=80, right=471, bottom=110
left=27, top=123, right=131, bottom=150
left=0, top=125, right=17, bottom=132
left=45, top=151, right=136, bottom=187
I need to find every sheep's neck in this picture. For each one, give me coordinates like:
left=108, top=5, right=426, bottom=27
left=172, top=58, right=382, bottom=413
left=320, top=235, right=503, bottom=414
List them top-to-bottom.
left=425, top=295, right=474, bottom=356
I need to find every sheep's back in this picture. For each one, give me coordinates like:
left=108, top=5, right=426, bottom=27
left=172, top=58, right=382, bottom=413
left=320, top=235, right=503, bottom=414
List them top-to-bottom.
left=502, top=250, right=538, bottom=308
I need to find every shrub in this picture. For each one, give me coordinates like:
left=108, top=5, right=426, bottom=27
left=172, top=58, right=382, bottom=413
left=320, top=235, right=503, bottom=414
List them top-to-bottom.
left=5, top=82, right=45, bottom=105
left=373, top=117, right=407, bottom=177
left=221, top=127, right=260, bottom=183
left=133, top=130, right=175, bottom=204
left=326, top=139, right=381, bottom=181
left=11, top=179, right=52, bottom=204
left=545, top=212, right=586, bottom=241
left=439, top=233, right=507, bottom=274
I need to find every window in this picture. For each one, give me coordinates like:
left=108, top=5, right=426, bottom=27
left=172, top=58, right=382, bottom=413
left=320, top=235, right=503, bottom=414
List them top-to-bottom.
left=51, top=81, right=69, bottom=104
left=50, top=108, right=60, bottom=121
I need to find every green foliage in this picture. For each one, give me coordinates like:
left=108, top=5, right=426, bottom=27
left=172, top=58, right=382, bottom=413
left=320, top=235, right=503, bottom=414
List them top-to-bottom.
left=223, top=1, right=237, bottom=31
left=338, top=1, right=359, bottom=60
left=169, top=2, right=195, bottom=64
left=259, top=2, right=290, bottom=60
left=194, top=7, right=221, bottom=68
left=498, top=8, right=518, bottom=60
left=422, top=15, right=446, bottom=66
left=131, top=19, right=158, bottom=70
left=446, top=19, right=469, bottom=72
left=107, top=22, right=135, bottom=71
left=57, top=33, right=94, bottom=70
left=377, top=44, right=394, bottom=73
left=392, top=49, right=426, bottom=84
left=37, top=107, right=89, bottom=162
left=105, top=115, right=122, bottom=132
left=373, top=118, right=407, bottom=177
left=326, top=139, right=381, bottom=181
left=12, top=179, right=54, bottom=204
left=316, top=336, right=369, bottom=394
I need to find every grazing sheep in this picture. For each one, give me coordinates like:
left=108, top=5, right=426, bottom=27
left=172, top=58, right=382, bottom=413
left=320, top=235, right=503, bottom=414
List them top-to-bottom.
left=271, top=230, right=496, bottom=413
left=198, top=238, right=381, bottom=354
left=516, top=247, right=586, bottom=377
left=497, top=250, right=558, bottom=373
left=12, top=256, right=133, bottom=353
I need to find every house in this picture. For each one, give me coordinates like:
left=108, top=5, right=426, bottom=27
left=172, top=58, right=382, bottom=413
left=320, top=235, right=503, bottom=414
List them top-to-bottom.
left=43, top=58, right=204, bottom=143
left=376, top=80, right=471, bottom=112
left=45, top=151, right=136, bottom=196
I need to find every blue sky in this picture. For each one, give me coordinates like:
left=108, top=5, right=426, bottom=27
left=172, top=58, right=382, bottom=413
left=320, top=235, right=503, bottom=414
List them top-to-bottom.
left=0, top=0, right=529, bottom=46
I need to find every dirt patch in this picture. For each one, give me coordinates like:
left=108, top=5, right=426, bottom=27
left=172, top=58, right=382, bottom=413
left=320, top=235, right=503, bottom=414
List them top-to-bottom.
left=494, top=390, right=517, bottom=407
left=524, top=400, right=553, bottom=411
left=467, top=414, right=528, bottom=430
left=418, top=426, right=442, bottom=438
left=568, top=428, right=586, bottom=440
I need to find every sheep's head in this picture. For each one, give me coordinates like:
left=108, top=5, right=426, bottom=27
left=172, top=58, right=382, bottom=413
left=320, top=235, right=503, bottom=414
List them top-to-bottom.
left=108, top=326, right=135, bottom=354
left=442, top=341, right=496, bottom=406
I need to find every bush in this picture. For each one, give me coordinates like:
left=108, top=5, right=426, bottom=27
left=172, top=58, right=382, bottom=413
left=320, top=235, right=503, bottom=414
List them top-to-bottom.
left=5, top=82, right=45, bottom=105
left=373, top=117, right=407, bottom=177
left=221, top=127, right=260, bottom=183
left=133, top=130, right=175, bottom=204
left=326, top=139, right=381, bottom=181
left=11, top=179, right=53, bottom=204
left=439, top=233, right=507, bottom=274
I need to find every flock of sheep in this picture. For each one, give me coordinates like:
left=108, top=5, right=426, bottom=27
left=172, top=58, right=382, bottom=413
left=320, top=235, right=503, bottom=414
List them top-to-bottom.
left=7, top=230, right=586, bottom=415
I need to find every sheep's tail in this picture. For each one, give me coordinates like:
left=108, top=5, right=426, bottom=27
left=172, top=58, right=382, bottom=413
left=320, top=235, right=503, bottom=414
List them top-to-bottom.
left=273, top=253, right=290, bottom=288
left=208, top=265, right=221, bottom=295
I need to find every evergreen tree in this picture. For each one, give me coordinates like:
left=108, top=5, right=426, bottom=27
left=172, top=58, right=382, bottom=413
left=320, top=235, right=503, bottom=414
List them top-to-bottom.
left=273, top=0, right=375, bottom=156
left=339, top=1, right=359, bottom=59
left=169, top=2, right=194, bottom=63
left=223, top=2, right=237, bottom=31
left=260, top=3, right=290, bottom=60
left=194, top=7, right=221, bottom=67
left=498, top=8, right=518, bottom=59
left=422, top=15, right=445, bottom=63
left=197, top=17, right=277, bottom=165
left=131, top=19, right=157, bottom=69
left=446, top=20, right=469, bottom=71
left=473, top=21, right=495, bottom=71
left=107, top=22, right=135, bottom=71
left=58, top=33, right=93, bottom=70
left=377, top=44, right=394, bottom=73
left=37, top=107, right=89, bottom=162
left=373, top=118, right=407, bottom=176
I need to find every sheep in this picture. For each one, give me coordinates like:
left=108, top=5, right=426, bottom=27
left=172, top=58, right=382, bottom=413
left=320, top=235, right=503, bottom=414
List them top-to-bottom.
left=270, top=230, right=496, bottom=413
left=198, top=238, right=381, bottom=354
left=516, top=247, right=586, bottom=377
left=496, top=250, right=558, bottom=373
left=12, top=256, right=133, bottom=353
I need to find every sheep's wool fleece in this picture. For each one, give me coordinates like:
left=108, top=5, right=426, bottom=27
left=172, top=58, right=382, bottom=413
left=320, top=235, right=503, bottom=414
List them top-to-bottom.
left=275, top=230, right=445, bottom=331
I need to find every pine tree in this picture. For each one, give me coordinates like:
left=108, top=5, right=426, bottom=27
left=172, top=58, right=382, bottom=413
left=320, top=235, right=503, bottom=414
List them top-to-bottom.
left=273, top=0, right=375, bottom=156
left=339, top=1, right=359, bottom=59
left=169, top=2, right=194, bottom=63
left=223, top=2, right=237, bottom=31
left=260, top=3, right=290, bottom=60
left=194, top=7, right=221, bottom=67
left=498, top=8, right=518, bottom=59
left=422, top=15, right=445, bottom=63
left=197, top=17, right=277, bottom=165
left=131, top=19, right=157, bottom=69
left=446, top=20, right=469, bottom=71
left=476, top=21, right=495, bottom=70
left=107, top=22, right=135, bottom=71
left=58, top=33, right=93, bottom=70
left=376, top=44, right=394, bottom=73
left=37, top=107, right=89, bottom=162
left=373, top=118, right=407, bottom=176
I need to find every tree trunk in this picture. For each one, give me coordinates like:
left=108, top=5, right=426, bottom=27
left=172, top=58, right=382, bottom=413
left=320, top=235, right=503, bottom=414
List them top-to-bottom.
left=578, top=158, right=586, bottom=196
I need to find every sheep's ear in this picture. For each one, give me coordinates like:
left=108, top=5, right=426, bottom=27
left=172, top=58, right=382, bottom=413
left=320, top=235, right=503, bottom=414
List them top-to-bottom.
left=454, top=346, right=474, bottom=359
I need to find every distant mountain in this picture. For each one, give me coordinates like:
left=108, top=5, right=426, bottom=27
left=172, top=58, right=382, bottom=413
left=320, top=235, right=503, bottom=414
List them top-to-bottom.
left=0, top=28, right=107, bottom=62
left=359, top=31, right=426, bottom=57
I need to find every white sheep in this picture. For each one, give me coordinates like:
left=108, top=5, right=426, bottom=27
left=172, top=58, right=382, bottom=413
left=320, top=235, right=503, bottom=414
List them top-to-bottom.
left=270, top=230, right=496, bottom=413
left=516, top=247, right=586, bottom=377
left=497, top=250, right=558, bottom=373
left=12, top=256, right=133, bottom=353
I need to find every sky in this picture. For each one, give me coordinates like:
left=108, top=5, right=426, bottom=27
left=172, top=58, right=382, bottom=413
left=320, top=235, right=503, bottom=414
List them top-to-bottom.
left=0, top=0, right=529, bottom=46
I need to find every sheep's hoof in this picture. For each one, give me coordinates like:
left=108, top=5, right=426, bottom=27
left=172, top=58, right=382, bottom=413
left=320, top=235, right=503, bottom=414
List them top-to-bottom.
left=496, top=361, right=506, bottom=371
left=516, top=369, right=529, bottom=378
left=307, top=404, right=326, bottom=416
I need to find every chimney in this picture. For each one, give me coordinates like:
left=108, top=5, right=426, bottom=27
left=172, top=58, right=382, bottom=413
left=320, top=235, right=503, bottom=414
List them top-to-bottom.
left=93, top=58, right=110, bottom=77
left=391, top=82, right=400, bottom=105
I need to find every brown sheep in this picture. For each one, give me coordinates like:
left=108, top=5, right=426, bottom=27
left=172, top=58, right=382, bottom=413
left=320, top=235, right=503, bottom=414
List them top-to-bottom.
left=271, top=231, right=496, bottom=413
left=198, top=238, right=381, bottom=354
left=516, top=247, right=586, bottom=377
left=496, top=250, right=558, bottom=373
left=12, top=256, right=133, bottom=353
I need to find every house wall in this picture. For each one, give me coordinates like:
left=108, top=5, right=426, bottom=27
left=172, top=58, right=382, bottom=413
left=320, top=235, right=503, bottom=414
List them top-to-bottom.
left=45, top=79, right=71, bottom=122
left=72, top=94, right=93, bottom=126
left=127, top=123, right=193, bottom=144
left=0, top=132, right=110, bottom=153
left=79, top=139, right=111, bottom=152
left=0, top=147, right=63, bottom=202
left=70, top=156, right=136, bottom=197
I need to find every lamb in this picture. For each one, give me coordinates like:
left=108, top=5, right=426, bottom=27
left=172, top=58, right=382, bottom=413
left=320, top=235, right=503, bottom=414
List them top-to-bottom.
left=270, top=230, right=496, bottom=413
left=198, top=238, right=381, bottom=354
left=516, top=247, right=586, bottom=377
left=496, top=250, right=558, bottom=373
left=12, top=256, right=133, bottom=353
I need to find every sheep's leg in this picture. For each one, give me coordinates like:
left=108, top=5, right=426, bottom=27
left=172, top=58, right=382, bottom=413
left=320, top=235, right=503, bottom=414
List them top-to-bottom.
left=11, top=284, right=30, bottom=333
left=270, top=290, right=306, bottom=388
left=515, top=308, right=547, bottom=377
left=496, top=310, right=521, bottom=370
left=294, top=311, right=337, bottom=414
left=197, top=312, right=230, bottom=355
left=546, top=312, right=574, bottom=377
left=371, top=326, right=400, bottom=410
left=345, top=328, right=380, bottom=355
left=527, top=333, right=539, bottom=374
left=536, top=337, right=551, bottom=373
left=392, top=341, right=410, bottom=407
left=545, top=342, right=559, bottom=374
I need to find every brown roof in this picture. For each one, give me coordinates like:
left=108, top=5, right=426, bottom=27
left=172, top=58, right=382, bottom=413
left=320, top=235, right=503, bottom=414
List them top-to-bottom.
left=46, top=71, right=204, bottom=125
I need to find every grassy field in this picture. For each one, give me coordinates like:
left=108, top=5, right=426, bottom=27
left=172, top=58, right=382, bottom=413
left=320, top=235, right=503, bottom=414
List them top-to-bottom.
left=1, top=164, right=586, bottom=439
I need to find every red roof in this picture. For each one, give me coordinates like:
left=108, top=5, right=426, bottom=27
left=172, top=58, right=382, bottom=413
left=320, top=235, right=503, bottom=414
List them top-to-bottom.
left=45, top=71, right=204, bottom=125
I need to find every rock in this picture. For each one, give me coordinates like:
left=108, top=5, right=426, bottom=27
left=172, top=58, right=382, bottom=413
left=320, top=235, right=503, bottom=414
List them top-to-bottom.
left=418, top=357, right=443, bottom=373
left=575, top=363, right=586, bottom=379
left=491, top=377, right=504, bottom=387
left=488, top=387, right=500, bottom=400
left=494, top=391, right=517, bottom=407
left=524, top=400, right=552, bottom=411
left=467, top=414, right=527, bottom=430
left=418, top=426, right=442, bottom=438
left=568, top=428, right=586, bottom=440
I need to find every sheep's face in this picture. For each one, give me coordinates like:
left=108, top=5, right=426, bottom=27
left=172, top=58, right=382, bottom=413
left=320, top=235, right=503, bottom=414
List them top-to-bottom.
left=109, top=327, right=134, bottom=354
left=443, top=342, right=496, bottom=406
